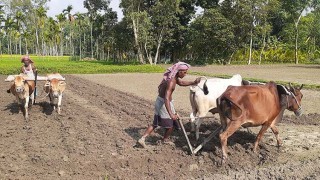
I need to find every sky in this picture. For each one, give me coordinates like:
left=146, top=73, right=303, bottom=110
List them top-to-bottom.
left=47, top=0, right=124, bottom=21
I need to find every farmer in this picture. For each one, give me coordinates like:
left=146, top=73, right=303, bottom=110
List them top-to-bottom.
left=6, top=55, right=37, bottom=94
left=21, top=55, right=37, bottom=77
left=138, top=61, right=201, bottom=148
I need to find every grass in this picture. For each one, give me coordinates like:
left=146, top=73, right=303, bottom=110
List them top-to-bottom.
left=1, top=54, right=319, bottom=90
left=0, top=55, right=165, bottom=75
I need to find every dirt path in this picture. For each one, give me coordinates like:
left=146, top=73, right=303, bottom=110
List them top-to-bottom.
left=1, top=71, right=320, bottom=179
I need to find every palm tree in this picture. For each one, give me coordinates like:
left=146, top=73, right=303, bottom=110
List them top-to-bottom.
left=0, top=5, right=5, bottom=55
left=63, top=5, right=75, bottom=56
left=35, top=6, right=47, bottom=55
left=15, top=11, right=25, bottom=55
left=74, top=12, right=86, bottom=60
left=56, top=13, right=66, bottom=56
left=4, top=16, right=15, bottom=55
left=45, top=17, right=60, bottom=55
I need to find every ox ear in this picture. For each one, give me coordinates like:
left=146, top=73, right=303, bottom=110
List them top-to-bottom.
left=59, top=81, right=66, bottom=86
left=277, top=84, right=290, bottom=95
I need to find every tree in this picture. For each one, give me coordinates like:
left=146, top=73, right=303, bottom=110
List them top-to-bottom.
left=84, top=0, right=114, bottom=59
left=120, top=0, right=147, bottom=64
left=149, top=0, right=180, bottom=64
left=221, top=0, right=252, bottom=64
left=282, top=0, right=320, bottom=64
left=0, top=5, right=5, bottom=55
left=63, top=5, right=75, bottom=56
left=35, top=6, right=47, bottom=55
left=189, top=8, right=234, bottom=64
left=14, top=10, right=25, bottom=54
left=56, top=13, right=66, bottom=55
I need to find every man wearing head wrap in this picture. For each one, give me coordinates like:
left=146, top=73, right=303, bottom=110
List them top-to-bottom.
left=7, top=55, right=37, bottom=94
left=21, top=56, right=37, bottom=77
left=138, top=62, right=201, bottom=148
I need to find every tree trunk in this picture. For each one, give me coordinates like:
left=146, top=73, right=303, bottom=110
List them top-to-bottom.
left=132, top=18, right=145, bottom=64
left=91, top=23, right=93, bottom=58
left=295, top=26, right=299, bottom=64
left=154, top=27, right=164, bottom=65
left=248, top=27, right=253, bottom=65
left=35, top=28, right=39, bottom=55
left=80, top=33, right=82, bottom=60
left=259, top=34, right=266, bottom=65
left=19, top=37, right=22, bottom=55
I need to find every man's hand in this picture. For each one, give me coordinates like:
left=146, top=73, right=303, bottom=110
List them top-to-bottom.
left=194, top=77, right=201, bottom=85
left=171, top=114, right=180, bottom=121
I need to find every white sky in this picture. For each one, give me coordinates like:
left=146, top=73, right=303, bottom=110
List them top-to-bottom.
left=46, top=0, right=123, bottom=21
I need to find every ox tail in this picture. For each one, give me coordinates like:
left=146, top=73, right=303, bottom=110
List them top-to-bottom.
left=190, top=76, right=207, bottom=93
left=203, top=78, right=209, bottom=95
left=217, top=97, right=242, bottom=121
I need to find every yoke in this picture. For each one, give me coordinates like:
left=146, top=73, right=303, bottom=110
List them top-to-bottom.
left=5, top=74, right=65, bottom=82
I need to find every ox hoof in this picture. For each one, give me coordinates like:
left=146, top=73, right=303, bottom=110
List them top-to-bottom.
left=7, top=89, right=11, bottom=93
left=137, top=138, right=147, bottom=148
left=219, top=157, right=227, bottom=166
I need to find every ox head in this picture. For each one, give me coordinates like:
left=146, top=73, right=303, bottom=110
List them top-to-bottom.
left=14, top=75, right=26, bottom=93
left=45, top=78, right=66, bottom=98
left=280, top=83, right=304, bottom=116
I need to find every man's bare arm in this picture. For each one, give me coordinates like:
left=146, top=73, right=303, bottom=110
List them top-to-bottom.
left=177, top=77, right=201, bottom=86
left=164, top=80, right=178, bottom=120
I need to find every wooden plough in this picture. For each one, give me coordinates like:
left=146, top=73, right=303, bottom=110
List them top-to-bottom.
left=177, top=116, right=221, bottom=155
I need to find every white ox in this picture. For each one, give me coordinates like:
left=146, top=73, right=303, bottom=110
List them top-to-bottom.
left=44, top=73, right=66, bottom=114
left=189, top=74, right=243, bottom=140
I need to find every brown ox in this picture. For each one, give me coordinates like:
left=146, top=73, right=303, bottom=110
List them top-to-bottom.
left=44, top=74, right=66, bottom=114
left=7, top=75, right=35, bottom=120
left=217, top=81, right=303, bottom=163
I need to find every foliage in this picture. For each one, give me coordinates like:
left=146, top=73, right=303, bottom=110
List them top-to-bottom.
left=189, top=8, right=234, bottom=64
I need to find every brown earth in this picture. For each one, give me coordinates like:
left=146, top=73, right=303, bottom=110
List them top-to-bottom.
left=0, top=65, right=320, bottom=179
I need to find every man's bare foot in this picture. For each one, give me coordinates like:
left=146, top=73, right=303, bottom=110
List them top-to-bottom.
left=138, top=137, right=147, bottom=148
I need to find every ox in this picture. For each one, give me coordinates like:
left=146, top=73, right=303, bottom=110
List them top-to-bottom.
left=44, top=73, right=66, bottom=114
left=7, top=74, right=35, bottom=120
left=189, top=74, right=243, bottom=140
left=217, top=82, right=303, bottom=163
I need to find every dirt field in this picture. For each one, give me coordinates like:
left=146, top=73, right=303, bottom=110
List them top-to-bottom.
left=0, top=65, right=320, bottom=179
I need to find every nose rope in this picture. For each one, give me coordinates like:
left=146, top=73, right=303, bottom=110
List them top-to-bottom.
left=287, top=92, right=302, bottom=111
left=291, top=92, right=302, bottom=111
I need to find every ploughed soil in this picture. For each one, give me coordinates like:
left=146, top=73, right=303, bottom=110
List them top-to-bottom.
left=1, top=65, right=320, bottom=179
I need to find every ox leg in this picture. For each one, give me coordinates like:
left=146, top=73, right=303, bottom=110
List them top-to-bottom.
left=30, top=91, right=34, bottom=105
left=57, top=94, right=63, bottom=114
left=16, top=96, right=23, bottom=114
left=24, top=96, right=30, bottom=121
left=190, top=113, right=196, bottom=132
left=195, top=118, right=203, bottom=141
left=219, top=120, right=242, bottom=163
left=253, top=125, right=270, bottom=152
left=270, top=125, right=282, bottom=148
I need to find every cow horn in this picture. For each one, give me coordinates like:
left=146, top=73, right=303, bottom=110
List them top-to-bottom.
left=289, top=82, right=295, bottom=91
left=299, top=84, right=304, bottom=90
